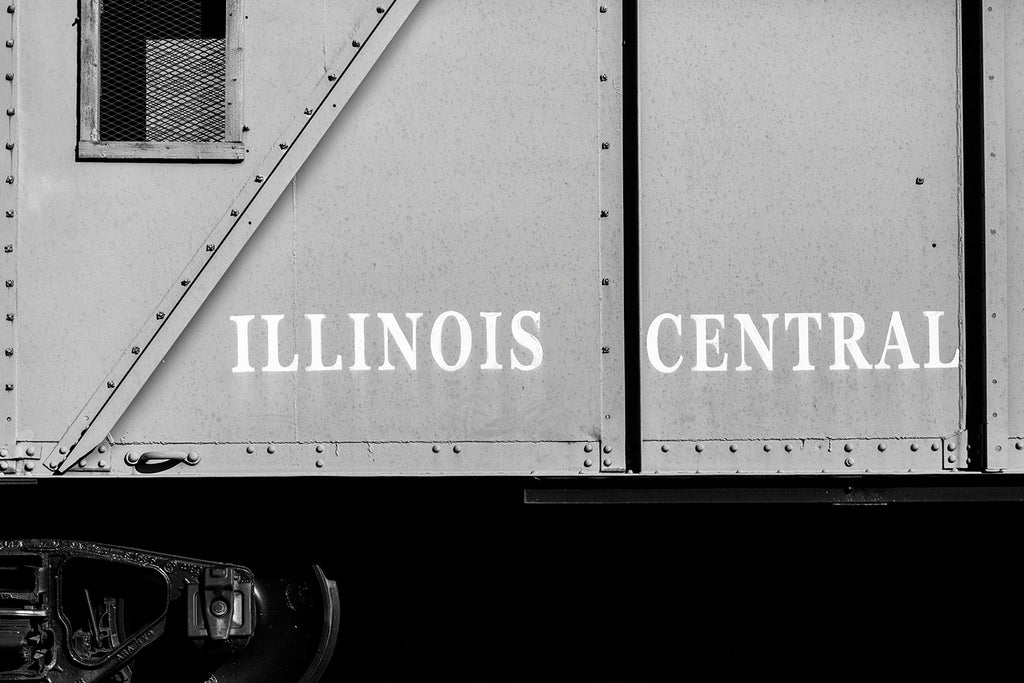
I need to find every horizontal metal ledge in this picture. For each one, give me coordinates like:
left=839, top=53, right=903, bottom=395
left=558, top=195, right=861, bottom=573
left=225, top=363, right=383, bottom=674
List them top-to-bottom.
left=76, top=140, right=246, bottom=162
left=525, top=474, right=1024, bottom=504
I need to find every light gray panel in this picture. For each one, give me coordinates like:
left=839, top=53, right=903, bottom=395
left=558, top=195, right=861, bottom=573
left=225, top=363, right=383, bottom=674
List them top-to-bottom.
left=114, top=0, right=607, bottom=450
left=1004, top=0, right=1024, bottom=447
left=17, top=1, right=361, bottom=441
left=640, top=1, right=964, bottom=450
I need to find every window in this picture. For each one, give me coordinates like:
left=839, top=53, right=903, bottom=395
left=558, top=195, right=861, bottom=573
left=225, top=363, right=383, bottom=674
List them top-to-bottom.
left=78, top=0, right=243, bottom=161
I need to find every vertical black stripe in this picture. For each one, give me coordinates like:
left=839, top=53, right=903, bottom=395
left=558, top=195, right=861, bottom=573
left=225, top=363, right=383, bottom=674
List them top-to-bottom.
left=623, top=1, right=642, bottom=473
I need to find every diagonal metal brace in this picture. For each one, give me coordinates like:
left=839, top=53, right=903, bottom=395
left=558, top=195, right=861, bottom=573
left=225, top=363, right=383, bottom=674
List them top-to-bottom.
left=45, top=0, right=421, bottom=473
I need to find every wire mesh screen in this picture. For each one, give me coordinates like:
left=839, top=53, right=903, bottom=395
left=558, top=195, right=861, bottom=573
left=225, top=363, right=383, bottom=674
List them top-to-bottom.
left=99, top=0, right=227, bottom=143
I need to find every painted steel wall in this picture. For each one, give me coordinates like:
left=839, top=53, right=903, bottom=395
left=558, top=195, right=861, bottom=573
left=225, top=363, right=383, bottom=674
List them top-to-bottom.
left=639, top=0, right=966, bottom=473
left=13, top=1, right=623, bottom=475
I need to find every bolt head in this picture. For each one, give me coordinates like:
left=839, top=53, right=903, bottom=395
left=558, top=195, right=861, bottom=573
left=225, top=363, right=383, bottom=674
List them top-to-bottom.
left=186, top=451, right=200, bottom=464
left=125, top=452, right=139, bottom=465
left=844, top=457, right=854, bottom=467
left=210, top=599, right=229, bottom=617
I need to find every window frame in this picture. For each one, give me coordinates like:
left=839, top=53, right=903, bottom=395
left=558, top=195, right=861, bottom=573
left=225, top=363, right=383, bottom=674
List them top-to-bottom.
left=77, top=0, right=245, bottom=162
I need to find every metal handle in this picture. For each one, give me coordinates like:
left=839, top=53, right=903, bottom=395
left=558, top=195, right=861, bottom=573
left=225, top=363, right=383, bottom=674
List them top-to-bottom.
left=125, top=450, right=201, bottom=467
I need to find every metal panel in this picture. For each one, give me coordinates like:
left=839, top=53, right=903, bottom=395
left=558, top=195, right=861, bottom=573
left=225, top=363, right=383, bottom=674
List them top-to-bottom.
left=15, top=0, right=622, bottom=476
left=639, top=0, right=966, bottom=473
left=998, top=0, right=1024, bottom=468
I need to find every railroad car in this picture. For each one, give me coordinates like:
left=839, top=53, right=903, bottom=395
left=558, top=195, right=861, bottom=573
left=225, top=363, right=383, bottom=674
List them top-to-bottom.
left=0, top=0, right=1017, bottom=680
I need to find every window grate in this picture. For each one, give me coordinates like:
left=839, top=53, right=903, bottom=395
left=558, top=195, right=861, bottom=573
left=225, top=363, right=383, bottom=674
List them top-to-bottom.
left=99, top=0, right=227, bottom=143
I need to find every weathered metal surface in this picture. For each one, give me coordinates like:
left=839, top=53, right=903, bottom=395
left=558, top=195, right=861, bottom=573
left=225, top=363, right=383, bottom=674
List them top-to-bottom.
left=44, top=0, right=421, bottom=473
left=638, top=0, right=966, bottom=472
left=996, top=0, right=1024, bottom=469
left=15, top=1, right=618, bottom=476
left=0, top=3, right=16, bottom=454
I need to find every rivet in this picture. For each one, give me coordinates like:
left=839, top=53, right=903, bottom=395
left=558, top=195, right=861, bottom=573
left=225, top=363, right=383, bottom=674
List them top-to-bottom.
left=599, top=5, right=608, bottom=12
left=5, top=6, right=13, bottom=14
left=352, top=40, right=362, bottom=48
left=3, top=41, right=10, bottom=48
left=3, top=73, right=11, bottom=81
left=600, top=74, right=608, bottom=82
left=5, top=109, right=13, bottom=116
left=4, top=142, right=12, bottom=150
left=601, top=142, right=610, bottom=150
left=254, top=175, right=264, bottom=183
left=915, top=177, right=924, bottom=185
left=600, top=210, right=609, bottom=218
left=206, top=244, right=215, bottom=252
left=601, top=278, right=610, bottom=286
left=4, top=279, right=11, bottom=287
left=181, top=279, right=190, bottom=287
left=155, top=312, right=165, bottom=320
left=131, top=346, right=140, bottom=354
left=601, top=346, right=610, bottom=354
left=2, top=347, right=10, bottom=356
left=1016, top=441, right=1023, bottom=451
left=946, top=442, right=956, bottom=452
left=584, top=443, right=594, bottom=453
left=694, top=443, right=703, bottom=453
left=763, top=443, right=771, bottom=453
left=844, top=443, right=853, bottom=453
left=878, top=443, right=886, bottom=452
left=910, top=443, right=919, bottom=452
left=931, top=443, right=939, bottom=451
left=315, top=444, right=324, bottom=453
left=432, top=444, right=440, bottom=453
left=453, top=444, right=462, bottom=454
left=661, top=444, right=669, bottom=453
left=729, top=444, right=737, bottom=453
left=784, top=444, right=793, bottom=453
left=25, top=445, right=34, bottom=456
left=98, top=445, right=107, bottom=453
left=245, top=445, right=254, bottom=454
left=267, top=445, right=276, bottom=454
left=603, top=445, right=612, bottom=454
left=996, top=445, right=1003, bottom=452
left=59, top=446, right=68, bottom=455
left=0, top=447, right=6, bottom=457
left=947, top=454, right=956, bottom=464
left=844, top=457, right=854, bottom=467
left=584, top=458, right=593, bottom=467
left=602, top=458, right=612, bottom=467
left=97, top=459, right=107, bottom=468
left=315, top=459, right=325, bottom=468
left=78, top=460, right=86, bottom=468
left=24, top=461, right=34, bottom=471
left=0, top=462, right=7, bottom=472
left=46, top=462, right=56, bottom=470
